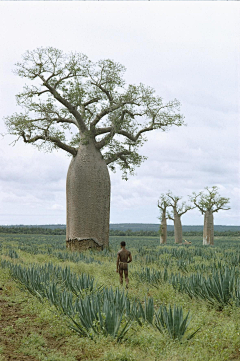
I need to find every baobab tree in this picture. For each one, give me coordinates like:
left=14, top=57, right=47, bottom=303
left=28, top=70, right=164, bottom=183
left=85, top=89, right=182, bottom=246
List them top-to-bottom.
left=4, top=47, right=184, bottom=251
left=190, top=186, right=230, bottom=245
left=167, top=192, right=193, bottom=244
left=158, top=194, right=171, bottom=244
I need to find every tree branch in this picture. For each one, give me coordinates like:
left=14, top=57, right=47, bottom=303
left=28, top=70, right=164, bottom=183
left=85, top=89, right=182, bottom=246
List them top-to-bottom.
left=53, top=73, right=76, bottom=89
left=39, top=76, right=87, bottom=134
left=90, top=82, right=113, bottom=102
left=83, top=97, right=101, bottom=107
left=90, top=100, right=140, bottom=129
left=90, top=103, right=125, bottom=128
left=95, top=126, right=113, bottom=136
left=95, top=130, right=116, bottom=150
left=21, top=131, right=77, bottom=156
left=104, top=150, right=131, bottom=165
left=212, top=205, right=231, bottom=213
left=179, top=206, right=194, bottom=217
left=167, top=212, right=174, bottom=221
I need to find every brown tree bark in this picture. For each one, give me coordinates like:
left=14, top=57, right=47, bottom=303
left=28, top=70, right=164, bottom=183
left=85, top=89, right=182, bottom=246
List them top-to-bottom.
left=66, top=140, right=110, bottom=251
left=203, top=210, right=214, bottom=245
left=174, top=211, right=183, bottom=244
left=160, top=214, right=167, bottom=244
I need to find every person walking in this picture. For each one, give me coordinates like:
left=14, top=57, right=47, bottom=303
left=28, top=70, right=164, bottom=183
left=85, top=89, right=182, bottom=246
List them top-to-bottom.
left=116, top=241, right=132, bottom=288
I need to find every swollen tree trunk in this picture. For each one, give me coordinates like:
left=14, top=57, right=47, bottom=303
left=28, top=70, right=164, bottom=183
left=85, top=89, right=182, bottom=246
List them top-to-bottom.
left=66, top=140, right=110, bottom=251
left=203, top=210, right=214, bottom=245
left=174, top=212, right=182, bottom=244
left=160, top=214, right=167, bottom=244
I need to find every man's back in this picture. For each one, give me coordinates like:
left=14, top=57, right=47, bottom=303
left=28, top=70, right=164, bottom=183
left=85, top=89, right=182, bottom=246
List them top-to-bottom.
left=117, top=248, right=131, bottom=263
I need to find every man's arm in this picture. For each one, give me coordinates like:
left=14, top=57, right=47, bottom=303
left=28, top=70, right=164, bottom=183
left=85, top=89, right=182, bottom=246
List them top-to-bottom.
left=116, top=254, right=120, bottom=272
left=127, top=254, right=132, bottom=264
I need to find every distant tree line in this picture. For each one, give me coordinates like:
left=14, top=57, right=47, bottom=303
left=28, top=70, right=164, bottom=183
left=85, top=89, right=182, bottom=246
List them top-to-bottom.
left=0, top=226, right=239, bottom=237
left=0, top=227, right=66, bottom=235
left=109, top=229, right=240, bottom=237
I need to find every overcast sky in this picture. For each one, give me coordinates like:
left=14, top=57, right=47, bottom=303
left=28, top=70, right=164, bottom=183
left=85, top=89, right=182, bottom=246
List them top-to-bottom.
left=0, top=2, right=239, bottom=226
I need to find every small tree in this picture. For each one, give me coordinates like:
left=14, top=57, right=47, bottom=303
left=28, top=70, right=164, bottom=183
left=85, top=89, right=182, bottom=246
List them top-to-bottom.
left=4, top=47, right=185, bottom=251
left=190, top=186, right=230, bottom=245
left=167, top=192, right=193, bottom=244
left=158, top=194, right=171, bottom=244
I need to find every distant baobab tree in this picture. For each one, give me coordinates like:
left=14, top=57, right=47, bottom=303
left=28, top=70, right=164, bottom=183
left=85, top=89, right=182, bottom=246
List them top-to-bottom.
left=4, top=47, right=185, bottom=251
left=190, top=186, right=230, bottom=245
left=167, top=192, right=193, bottom=244
left=158, top=194, right=171, bottom=244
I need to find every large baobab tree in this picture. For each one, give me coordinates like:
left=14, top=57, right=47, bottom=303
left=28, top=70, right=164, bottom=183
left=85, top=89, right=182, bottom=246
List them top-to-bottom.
left=4, top=47, right=185, bottom=251
left=190, top=186, right=230, bottom=245
left=166, top=192, right=193, bottom=244
left=158, top=194, right=171, bottom=244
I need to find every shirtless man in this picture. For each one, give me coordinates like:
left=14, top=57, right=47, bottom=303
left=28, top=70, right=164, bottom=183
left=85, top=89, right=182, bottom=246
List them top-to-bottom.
left=116, top=241, right=132, bottom=288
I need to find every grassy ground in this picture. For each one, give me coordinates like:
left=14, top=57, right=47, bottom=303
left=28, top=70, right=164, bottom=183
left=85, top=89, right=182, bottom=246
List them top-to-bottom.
left=0, top=234, right=240, bottom=361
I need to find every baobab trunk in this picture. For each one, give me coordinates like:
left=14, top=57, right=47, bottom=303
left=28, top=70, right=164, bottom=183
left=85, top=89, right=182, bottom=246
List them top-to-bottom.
left=66, top=140, right=110, bottom=251
left=203, top=210, right=214, bottom=245
left=174, top=212, right=182, bottom=244
left=160, top=215, right=167, bottom=244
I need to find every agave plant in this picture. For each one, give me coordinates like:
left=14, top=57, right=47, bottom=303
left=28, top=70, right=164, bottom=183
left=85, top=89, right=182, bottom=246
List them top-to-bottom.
left=7, top=249, right=19, bottom=259
left=133, top=267, right=168, bottom=288
left=170, top=267, right=236, bottom=308
left=69, top=293, right=132, bottom=341
left=137, top=297, right=154, bottom=325
left=155, top=304, right=199, bottom=341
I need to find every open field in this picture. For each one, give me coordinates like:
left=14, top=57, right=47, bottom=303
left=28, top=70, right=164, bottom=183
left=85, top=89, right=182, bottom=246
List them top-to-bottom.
left=1, top=233, right=240, bottom=361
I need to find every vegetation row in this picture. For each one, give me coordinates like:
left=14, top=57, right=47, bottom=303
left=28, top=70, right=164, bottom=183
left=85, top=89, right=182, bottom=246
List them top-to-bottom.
left=0, top=226, right=239, bottom=237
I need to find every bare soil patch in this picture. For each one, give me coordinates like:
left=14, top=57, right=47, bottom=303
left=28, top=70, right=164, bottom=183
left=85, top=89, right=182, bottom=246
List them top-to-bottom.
left=0, top=298, right=37, bottom=360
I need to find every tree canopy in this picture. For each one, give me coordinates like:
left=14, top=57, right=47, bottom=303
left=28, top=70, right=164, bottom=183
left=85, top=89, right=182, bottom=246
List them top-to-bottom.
left=5, top=47, right=185, bottom=179
left=190, top=186, right=230, bottom=214
left=166, top=192, right=193, bottom=220
left=158, top=194, right=170, bottom=212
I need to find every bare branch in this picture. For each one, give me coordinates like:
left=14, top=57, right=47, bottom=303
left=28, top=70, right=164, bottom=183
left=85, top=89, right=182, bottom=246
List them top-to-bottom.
left=37, top=90, right=50, bottom=96
left=83, top=97, right=101, bottom=107
left=95, top=126, right=113, bottom=136
left=95, top=130, right=116, bottom=150
left=21, top=131, right=77, bottom=156
left=213, top=205, right=231, bottom=213
left=179, top=206, right=195, bottom=217
left=167, top=212, right=174, bottom=221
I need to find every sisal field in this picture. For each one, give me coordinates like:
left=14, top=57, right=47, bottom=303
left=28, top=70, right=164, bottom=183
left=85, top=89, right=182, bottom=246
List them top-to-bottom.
left=0, top=233, right=240, bottom=361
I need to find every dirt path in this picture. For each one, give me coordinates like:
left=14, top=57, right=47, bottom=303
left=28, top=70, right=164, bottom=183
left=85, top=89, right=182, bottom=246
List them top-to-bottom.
left=0, top=297, right=37, bottom=360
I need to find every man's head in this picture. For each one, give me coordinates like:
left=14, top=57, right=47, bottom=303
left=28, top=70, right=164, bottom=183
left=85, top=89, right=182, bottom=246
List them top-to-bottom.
left=120, top=241, right=126, bottom=247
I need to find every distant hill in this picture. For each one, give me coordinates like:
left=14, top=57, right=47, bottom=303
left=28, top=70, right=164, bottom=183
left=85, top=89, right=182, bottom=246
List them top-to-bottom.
left=2, top=223, right=240, bottom=232
left=110, top=224, right=240, bottom=232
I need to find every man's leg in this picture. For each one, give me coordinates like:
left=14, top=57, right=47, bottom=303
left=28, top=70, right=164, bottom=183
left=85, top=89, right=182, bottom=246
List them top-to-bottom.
left=119, top=268, right=123, bottom=285
left=124, top=270, right=129, bottom=287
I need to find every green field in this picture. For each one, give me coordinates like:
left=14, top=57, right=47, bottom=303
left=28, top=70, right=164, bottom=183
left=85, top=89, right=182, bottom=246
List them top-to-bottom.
left=1, top=233, right=240, bottom=361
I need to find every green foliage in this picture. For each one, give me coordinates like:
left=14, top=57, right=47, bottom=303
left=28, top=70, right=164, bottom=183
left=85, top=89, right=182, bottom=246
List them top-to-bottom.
left=5, top=47, right=184, bottom=179
left=190, top=186, right=230, bottom=214
left=165, top=191, right=193, bottom=220
left=1, top=225, right=239, bottom=238
left=2, top=233, right=240, bottom=360
left=0, top=258, right=197, bottom=342
left=0, top=261, right=98, bottom=300
left=133, top=267, right=168, bottom=287
left=170, top=267, right=238, bottom=308
left=69, top=291, right=132, bottom=341
left=155, top=304, right=199, bottom=341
